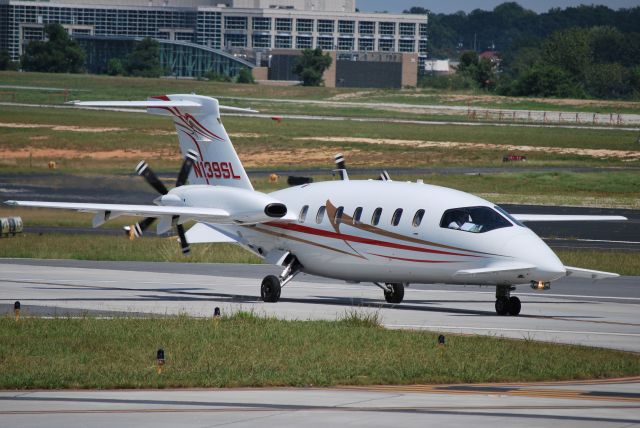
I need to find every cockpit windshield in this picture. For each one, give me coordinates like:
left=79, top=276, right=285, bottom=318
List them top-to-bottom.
left=440, top=206, right=513, bottom=233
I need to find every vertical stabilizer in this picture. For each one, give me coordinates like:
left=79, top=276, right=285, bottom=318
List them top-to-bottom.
left=148, top=94, right=253, bottom=190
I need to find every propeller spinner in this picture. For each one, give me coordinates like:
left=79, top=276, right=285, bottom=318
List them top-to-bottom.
left=124, top=149, right=199, bottom=255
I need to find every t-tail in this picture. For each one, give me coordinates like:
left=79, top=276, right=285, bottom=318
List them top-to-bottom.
left=69, top=94, right=256, bottom=190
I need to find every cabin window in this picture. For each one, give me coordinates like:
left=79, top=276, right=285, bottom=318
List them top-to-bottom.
left=298, top=205, right=309, bottom=223
left=316, top=206, right=326, bottom=224
left=334, top=206, right=344, bottom=224
left=440, top=206, right=512, bottom=233
left=352, top=207, right=363, bottom=224
left=371, top=207, right=382, bottom=226
left=391, top=208, right=403, bottom=226
left=412, top=209, right=425, bottom=227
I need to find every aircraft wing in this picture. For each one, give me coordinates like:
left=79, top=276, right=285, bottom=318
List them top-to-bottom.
left=4, top=200, right=229, bottom=226
left=511, top=214, right=627, bottom=222
left=185, top=222, right=238, bottom=243
left=564, top=266, right=619, bottom=279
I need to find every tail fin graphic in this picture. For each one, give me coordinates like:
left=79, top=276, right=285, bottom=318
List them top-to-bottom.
left=147, top=94, right=253, bottom=190
left=70, top=95, right=254, bottom=190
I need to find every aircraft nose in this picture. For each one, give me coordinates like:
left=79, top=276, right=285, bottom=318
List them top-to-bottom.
left=503, top=232, right=566, bottom=281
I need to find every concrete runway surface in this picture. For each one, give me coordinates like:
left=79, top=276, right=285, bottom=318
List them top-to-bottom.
left=1, top=259, right=639, bottom=427
left=1, top=259, right=639, bottom=352
left=0, top=378, right=639, bottom=428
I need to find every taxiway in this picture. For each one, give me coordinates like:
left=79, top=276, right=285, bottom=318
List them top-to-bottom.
left=1, top=259, right=638, bottom=352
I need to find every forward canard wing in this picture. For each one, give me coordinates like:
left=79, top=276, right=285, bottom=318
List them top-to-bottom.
left=454, top=263, right=537, bottom=281
left=564, top=266, right=619, bottom=279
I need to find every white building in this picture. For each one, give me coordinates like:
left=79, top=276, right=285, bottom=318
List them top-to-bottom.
left=0, top=0, right=428, bottom=68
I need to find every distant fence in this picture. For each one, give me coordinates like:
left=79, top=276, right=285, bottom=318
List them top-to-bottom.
left=466, top=108, right=629, bottom=126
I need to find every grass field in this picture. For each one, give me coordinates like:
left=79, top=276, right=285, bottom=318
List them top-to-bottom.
left=2, top=71, right=639, bottom=114
left=1, top=104, right=638, bottom=178
left=0, top=234, right=638, bottom=275
left=1, top=313, right=638, bottom=389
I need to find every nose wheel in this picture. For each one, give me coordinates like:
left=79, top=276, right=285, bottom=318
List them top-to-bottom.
left=495, top=285, right=521, bottom=316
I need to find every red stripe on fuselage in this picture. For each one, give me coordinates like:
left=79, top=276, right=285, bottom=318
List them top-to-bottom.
left=266, top=222, right=483, bottom=258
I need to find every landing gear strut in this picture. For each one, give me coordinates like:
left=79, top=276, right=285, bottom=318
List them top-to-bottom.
left=260, top=255, right=302, bottom=303
left=375, top=282, right=405, bottom=304
left=495, top=285, right=521, bottom=316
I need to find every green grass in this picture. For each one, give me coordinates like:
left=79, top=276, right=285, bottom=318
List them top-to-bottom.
left=2, top=71, right=639, bottom=115
left=2, top=104, right=638, bottom=178
left=0, top=234, right=261, bottom=263
left=1, top=234, right=639, bottom=275
left=554, top=250, right=640, bottom=276
left=1, top=313, right=638, bottom=389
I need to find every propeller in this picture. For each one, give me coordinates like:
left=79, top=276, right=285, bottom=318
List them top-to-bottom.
left=124, top=149, right=199, bottom=255
left=333, top=153, right=391, bottom=181
left=333, top=153, right=348, bottom=180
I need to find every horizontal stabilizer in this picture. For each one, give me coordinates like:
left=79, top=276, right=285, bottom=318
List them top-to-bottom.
left=67, top=100, right=258, bottom=113
left=68, top=100, right=202, bottom=108
left=512, top=214, right=627, bottom=222
left=185, top=222, right=237, bottom=244
left=454, top=263, right=536, bottom=279
left=564, top=266, right=619, bottom=279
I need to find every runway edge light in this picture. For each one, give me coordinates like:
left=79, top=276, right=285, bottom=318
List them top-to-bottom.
left=14, top=301, right=20, bottom=321
left=438, top=335, right=445, bottom=348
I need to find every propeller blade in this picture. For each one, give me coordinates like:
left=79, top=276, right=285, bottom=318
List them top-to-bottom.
left=175, top=149, right=199, bottom=187
left=334, top=153, right=348, bottom=181
left=136, top=160, right=168, bottom=195
left=379, top=170, right=391, bottom=181
left=124, top=217, right=156, bottom=239
left=176, top=223, right=190, bottom=255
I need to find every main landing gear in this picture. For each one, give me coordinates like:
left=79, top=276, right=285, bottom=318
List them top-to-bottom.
left=260, top=255, right=302, bottom=303
left=375, top=282, right=405, bottom=304
left=495, top=285, right=521, bottom=316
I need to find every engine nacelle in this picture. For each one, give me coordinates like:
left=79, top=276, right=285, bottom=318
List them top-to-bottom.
left=169, top=185, right=288, bottom=224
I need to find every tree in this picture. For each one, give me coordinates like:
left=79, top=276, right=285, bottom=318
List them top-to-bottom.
left=403, top=7, right=428, bottom=14
left=21, top=23, right=85, bottom=73
left=542, top=27, right=592, bottom=79
left=124, top=37, right=162, bottom=78
left=293, top=48, right=332, bottom=86
left=0, top=50, right=18, bottom=71
left=107, top=58, right=124, bottom=76
left=584, top=63, right=631, bottom=99
left=508, top=64, right=582, bottom=98
left=236, top=67, right=255, bottom=84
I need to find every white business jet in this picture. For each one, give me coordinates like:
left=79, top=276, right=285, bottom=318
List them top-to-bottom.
left=5, top=94, right=627, bottom=316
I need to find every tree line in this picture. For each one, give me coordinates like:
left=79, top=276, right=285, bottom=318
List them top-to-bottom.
left=409, top=3, right=640, bottom=99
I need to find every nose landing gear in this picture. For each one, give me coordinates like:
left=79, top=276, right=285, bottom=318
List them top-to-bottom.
left=260, top=254, right=302, bottom=303
left=495, top=285, right=521, bottom=316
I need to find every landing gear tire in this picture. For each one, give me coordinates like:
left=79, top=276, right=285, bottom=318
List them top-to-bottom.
left=261, top=275, right=281, bottom=303
left=384, top=283, right=405, bottom=304
left=507, top=296, right=521, bottom=316
left=495, top=298, right=509, bottom=316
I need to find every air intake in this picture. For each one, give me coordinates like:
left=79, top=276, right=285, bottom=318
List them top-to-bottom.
left=265, top=203, right=287, bottom=218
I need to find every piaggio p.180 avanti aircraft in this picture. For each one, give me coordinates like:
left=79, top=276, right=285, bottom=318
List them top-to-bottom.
left=6, top=94, right=627, bottom=316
